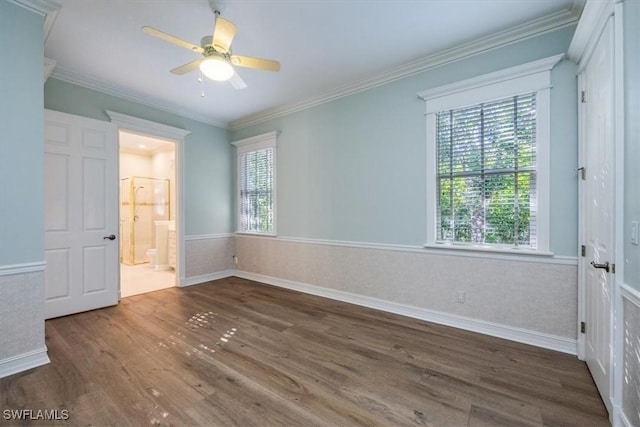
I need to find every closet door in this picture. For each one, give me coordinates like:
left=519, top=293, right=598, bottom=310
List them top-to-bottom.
left=579, top=17, right=615, bottom=415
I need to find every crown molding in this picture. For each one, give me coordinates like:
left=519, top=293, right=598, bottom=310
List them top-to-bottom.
left=8, top=0, right=59, bottom=16
left=8, top=0, right=60, bottom=43
left=567, top=0, right=617, bottom=65
left=228, top=9, right=578, bottom=130
left=44, top=57, right=56, bottom=83
left=50, top=66, right=228, bottom=129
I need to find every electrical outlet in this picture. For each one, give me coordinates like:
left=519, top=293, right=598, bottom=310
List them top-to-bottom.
left=632, top=221, right=639, bottom=246
left=233, top=256, right=238, bottom=265
left=456, top=291, right=465, bottom=304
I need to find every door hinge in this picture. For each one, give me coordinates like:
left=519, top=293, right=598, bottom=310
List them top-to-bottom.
left=581, top=91, right=586, bottom=103
left=576, top=166, right=586, bottom=180
left=581, top=245, right=586, bottom=257
left=611, top=263, right=615, bottom=274
left=580, top=321, right=586, bottom=334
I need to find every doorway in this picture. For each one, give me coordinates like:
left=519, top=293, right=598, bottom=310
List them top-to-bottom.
left=119, top=131, right=177, bottom=297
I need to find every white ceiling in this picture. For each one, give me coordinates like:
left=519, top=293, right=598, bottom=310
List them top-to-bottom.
left=45, top=0, right=581, bottom=129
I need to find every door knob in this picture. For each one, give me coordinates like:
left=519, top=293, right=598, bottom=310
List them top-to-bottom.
left=103, top=234, right=116, bottom=241
left=590, top=261, right=609, bottom=272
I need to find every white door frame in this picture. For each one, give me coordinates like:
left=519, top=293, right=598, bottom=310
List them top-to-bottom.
left=106, top=111, right=190, bottom=287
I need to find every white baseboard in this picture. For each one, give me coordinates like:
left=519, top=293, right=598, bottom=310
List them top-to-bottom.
left=181, top=270, right=234, bottom=287
left=234, top=270, right=577, bottom=355
left=0, top=346, right=50, bottom=378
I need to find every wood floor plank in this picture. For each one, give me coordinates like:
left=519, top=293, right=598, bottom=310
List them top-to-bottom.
left=0, top=277, right=609, bottom=426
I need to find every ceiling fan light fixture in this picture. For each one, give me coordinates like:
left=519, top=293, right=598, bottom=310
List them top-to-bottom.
left=199, top=56, right=234, bottom=81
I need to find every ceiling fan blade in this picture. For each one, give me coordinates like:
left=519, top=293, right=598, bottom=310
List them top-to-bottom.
left=212, top=17, right=236, bottom=54
left=142, top=26, right=204, bottom=54
left=230, top=55, right=280, bottom=72
left=170, top=58, right=203, bottom=75
left=229, top=71, right=247, bottom=90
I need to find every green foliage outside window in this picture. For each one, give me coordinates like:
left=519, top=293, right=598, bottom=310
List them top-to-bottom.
left=436, top=93, right=537, bottom=248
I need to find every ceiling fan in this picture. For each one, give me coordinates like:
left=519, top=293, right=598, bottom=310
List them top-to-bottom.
left=142, top=0, right=280, bottom=89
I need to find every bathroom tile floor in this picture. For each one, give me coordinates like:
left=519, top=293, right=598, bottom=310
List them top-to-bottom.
left=120, top=263, right=175, bottom=298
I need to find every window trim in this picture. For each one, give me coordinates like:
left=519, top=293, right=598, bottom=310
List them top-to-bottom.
left=418, top=54, right=563, bottom=254
left=232, top=131, right=278, bottom=236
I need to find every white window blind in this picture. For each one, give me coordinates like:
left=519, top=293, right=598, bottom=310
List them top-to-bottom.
left=420, top=55, right=561, bottom=254
left=435, top=93, right=537, bottom=248
left=233, top=131, right=277, bottom=234
left=239, top=147, right=274, bottom=233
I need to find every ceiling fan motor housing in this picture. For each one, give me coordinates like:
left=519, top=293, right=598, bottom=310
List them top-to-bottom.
left=208, top=0, right=226, bottom=15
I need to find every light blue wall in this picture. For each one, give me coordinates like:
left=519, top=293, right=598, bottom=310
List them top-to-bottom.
left=624, top=0, right=640, bottom=289
left=0, top=2, right=45, bottom=265
left=231, top=26, right=578, bottom=256
left=44, top=79, right=233, bottom=236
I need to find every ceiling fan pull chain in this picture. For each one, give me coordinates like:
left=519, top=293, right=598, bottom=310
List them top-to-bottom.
left=199, top=70, right=205, bottom=97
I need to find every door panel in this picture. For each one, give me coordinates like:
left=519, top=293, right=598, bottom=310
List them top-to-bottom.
left=581, top=16, right=615, bottom=415
left=44, top=110, right=119, bottom=319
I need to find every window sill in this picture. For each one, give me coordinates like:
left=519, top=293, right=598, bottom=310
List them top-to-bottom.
left=235, top=231, right=277, bottom=237
left=423, top=242, right=554, bottom=257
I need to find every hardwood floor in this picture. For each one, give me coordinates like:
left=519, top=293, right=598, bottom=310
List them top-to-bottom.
left=1, top=277, right=609, bottom=426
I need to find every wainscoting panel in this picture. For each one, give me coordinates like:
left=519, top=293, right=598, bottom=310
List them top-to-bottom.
left=183, top=235, right=234, bottom=285
left=234, top=235, right=578, bottom=349
left=0, top=265, right=49, bottom=378
left=621, top=285, right=640, bottom=427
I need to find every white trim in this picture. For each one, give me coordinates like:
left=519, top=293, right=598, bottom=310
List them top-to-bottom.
left=7, top=0, right=59, bottom=16
left=7, top=0, right=59, bottom=44
left=567, top=0, right=616, bottom=65
left=612, top=3, right=626, bottom=425
left=229, top=11, right=577, bottom=130
left=417, top=54, right=563, bottom=106
left=44, top=57, right=56, bottom=83
left=421, top=57, right=558, bottom=254
left=50, top=67, right=227, bottom=129
left=576, top=69, right=587, bottom=360
left=536, top=85, right=552, bottom=253
left=106, top=111, right=189, bottom=287
left=106, top=111, right=191, bottom=140
left=231, top=131, right=279, bottom=149
left=232, top=132, right=278, bottom=235
left=185, top=233, right=234, bottom=241
left=235, top=234, right=578, bottom=265
left=423, top=243, right=554, bottom=257
left=0, top=262, right=46, bottom=277
left=181, top=270, right=234, bottom=287
left=234, top=270, right=577, bottom=355
left=621, top=284, right=640, bottom=308
left=0, top=347, right=50, bottom=379
left=618, top=412, right=634, bottom=427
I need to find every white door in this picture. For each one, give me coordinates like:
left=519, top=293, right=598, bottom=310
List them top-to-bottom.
left=580, top=17, right=615, bottom=415
left=44, top=110, right=119, bottom=319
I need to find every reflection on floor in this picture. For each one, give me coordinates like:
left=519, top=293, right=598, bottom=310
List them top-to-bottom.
left=120, top=263, right=175, bottom=298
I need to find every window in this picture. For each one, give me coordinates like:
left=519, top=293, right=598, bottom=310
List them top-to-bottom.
left=418, top=55, right=563, bottom=253
left=436, top=93, right=537, bottom=247
left=232, top=132, right=277, bottom=234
